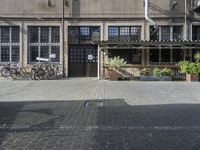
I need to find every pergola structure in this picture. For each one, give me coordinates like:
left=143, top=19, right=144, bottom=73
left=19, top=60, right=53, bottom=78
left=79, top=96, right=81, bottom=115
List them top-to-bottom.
left=94, top=40, right=200, bottom=79
left=95, top=40, right=200, bottom=50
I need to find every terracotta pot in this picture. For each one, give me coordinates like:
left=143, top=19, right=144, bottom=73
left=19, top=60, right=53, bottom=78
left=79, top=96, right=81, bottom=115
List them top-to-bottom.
left=109, top=70, right=118, bottom=81
left=186, top=74, right=199, bottom=82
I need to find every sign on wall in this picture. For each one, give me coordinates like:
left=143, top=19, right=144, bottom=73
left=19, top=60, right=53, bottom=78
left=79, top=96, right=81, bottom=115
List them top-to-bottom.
left=88, top=55, right=93, bottom=60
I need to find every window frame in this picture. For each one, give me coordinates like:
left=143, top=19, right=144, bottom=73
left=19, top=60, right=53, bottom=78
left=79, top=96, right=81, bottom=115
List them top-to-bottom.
left=192, top=25, right=200, bottom=41
left=0, top=26, right=20, bottom=63
left=28, top=26, right=60, bottom=64
left=68, top=26, right=100, bottom=45
left=108, top=26, right=141, bottom=41
left=150, top=26, right=183, bottom=41
left=149, top=47, right=184, bottom=65
left=108, top=49, right=141, bottom=65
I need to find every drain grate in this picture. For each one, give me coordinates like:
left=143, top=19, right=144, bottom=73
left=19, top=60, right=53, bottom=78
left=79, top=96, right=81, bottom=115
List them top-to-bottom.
left=84, top=101, right=104, bottom=107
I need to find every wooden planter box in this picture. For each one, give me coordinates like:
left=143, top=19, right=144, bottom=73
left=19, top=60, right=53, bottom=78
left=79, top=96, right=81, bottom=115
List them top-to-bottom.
left=108, top=70, right=119, bottom=81
left=186, top=74, right=199, bottom=82
left=140, top=75, right=172, bottom=81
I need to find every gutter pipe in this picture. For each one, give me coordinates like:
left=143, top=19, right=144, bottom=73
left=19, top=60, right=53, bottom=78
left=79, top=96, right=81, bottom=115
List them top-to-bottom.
left=145, top=0, right=157, bottom=28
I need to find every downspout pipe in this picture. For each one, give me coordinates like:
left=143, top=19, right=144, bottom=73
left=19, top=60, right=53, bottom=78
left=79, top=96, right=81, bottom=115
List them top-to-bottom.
left=145, top=0, right=157, bottom=28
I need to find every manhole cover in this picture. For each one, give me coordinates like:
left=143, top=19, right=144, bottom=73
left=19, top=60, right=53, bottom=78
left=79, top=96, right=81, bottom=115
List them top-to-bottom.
left=84, top=101, right=103, bottom=107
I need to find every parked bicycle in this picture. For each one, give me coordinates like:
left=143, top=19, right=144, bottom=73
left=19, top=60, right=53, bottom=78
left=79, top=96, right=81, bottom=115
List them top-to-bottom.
left=1, top=63, right=18, bottom=78
left=10, top=64, right=27, bottom=80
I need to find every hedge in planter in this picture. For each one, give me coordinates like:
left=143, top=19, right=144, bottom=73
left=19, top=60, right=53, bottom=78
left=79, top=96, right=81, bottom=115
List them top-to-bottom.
left=140, top=67, right=172, bottom=81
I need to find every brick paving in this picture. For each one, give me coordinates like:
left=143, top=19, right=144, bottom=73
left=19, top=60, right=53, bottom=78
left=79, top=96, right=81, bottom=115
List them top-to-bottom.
left=0, top=78, right=200, bottom=149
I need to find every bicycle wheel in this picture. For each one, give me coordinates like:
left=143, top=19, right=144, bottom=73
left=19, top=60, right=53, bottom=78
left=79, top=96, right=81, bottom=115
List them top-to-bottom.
left=55, top=66, right=60, bottom=79
left=1, top=67, right=10, bottom=78
left=10, top=68, right=18, bottom=79
left=20, top=68, right=26, bottom=77
left=31, top=68, right=37, bottom=80
left=34, top=69, right=45, bottom=80
left=48, top=69, right=55, bottom=80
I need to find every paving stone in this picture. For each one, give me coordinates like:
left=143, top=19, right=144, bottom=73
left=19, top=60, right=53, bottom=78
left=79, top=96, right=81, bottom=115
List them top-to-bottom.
left=0, top=79, right=200, bottom=149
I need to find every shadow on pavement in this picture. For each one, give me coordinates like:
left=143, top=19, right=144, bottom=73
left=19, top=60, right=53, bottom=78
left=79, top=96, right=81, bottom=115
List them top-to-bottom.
left=0, top=100, right=200, bottom=150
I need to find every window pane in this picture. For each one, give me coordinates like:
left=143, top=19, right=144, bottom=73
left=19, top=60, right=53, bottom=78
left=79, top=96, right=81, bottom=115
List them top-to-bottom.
left=150, top=26, right=159, bottom=41
left=161, top=26, right=170, bottom=41
left=173, top=26, right=182, bottom=40
left=192, top=26, right=200, bottom=40
left=1, top=27, right=10, bottom=43
left=11, top=27, right=20, bottom=43
left=29, top=27, right=38, bottom=43
left=40, top=27, right=49, bottom=43
left=51, top=27, right=60, bottom=43
left=69, top=27, right=79, bottom=44
left=80, top=27, right=90, bottom=44
left=90, top=27, right=100, bottom=41
left=108, top=27, right=119, bottom=41
left=120, top=27, right=130, bottom=41
left=130, top=27, right=141, bottom=41
left=1, top=46, right=10, bottom=62
left=12, top=46, right=20, bottom=62
left=29, top=46, right=38, bottom=62
left=40, top=46, right=49, bottom=59
left=51, top=46, right=60, bottom=62
left=172, top=48, right=183, bottom=62
left=108, top=49, right=131, bottom=64
left=131, top=49, right=141, bottom=64
left=150, top=49, right=159, bottom=63
left=161, top=49, right=170, bottom=62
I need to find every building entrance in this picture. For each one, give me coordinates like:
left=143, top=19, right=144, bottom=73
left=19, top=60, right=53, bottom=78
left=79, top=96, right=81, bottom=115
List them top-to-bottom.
left=69, top=45, right=97, bottom=77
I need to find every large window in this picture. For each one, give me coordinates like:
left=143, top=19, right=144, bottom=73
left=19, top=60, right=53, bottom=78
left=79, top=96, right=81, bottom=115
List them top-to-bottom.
left=0, top=26, right=20, bottom=63
left=28, top=26, right=60, bottom=63
left=68, top=26, right=100, bottom=44
left=108, top=26, right=141, bottom=41
left=150, top=26, right=183, bottom=41
left=192, top=26, right=200, bottom=40
left=161, top=27, right=171, bottom=41
left=149, top=47, right=184, bottom=64
left=173, top=47, right=184, bottom=62
left=149, top=48, right=159, bottom=62
left=108, top=49, right=141, bottom=64
left=161, top=49, right=171, bottom=62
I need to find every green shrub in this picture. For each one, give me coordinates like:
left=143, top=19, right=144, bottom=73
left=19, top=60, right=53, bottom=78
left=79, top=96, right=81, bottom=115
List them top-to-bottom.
left=195, top=52, right=200, bottom=63
left=107, top=56, right=127, bottom=70
left=178, top=60, right=200, bottom=75
left=153, top=67, right=161, bottom=77
left=141, top=68, right=151, bottom=76
left=160, top=68, right=173, bottom=76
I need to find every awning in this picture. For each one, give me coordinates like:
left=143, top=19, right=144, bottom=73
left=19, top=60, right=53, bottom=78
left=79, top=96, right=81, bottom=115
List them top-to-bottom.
left=94, top=40, right=200, bottom=50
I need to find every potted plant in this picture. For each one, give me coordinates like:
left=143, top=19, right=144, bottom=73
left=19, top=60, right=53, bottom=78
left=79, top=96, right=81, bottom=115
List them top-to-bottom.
left=106, top=56, right=126, bottom=80
left=178, top=57, right=200, bottom=82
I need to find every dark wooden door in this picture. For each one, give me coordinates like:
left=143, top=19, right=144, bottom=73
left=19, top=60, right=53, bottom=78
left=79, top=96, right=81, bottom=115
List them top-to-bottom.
left=69, top=45, right=97, bottom=77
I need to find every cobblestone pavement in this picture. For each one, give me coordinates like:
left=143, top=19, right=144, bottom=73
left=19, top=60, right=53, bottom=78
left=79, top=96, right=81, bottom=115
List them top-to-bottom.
left=0, top=78, right=200, bottom=149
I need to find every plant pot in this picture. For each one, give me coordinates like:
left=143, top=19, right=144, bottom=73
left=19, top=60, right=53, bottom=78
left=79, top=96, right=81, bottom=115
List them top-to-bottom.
left=109, top=70, right=118, bottom=81
left=186, top=74, right=199, bottom=82
left=140, top=75, right=172, bottom=81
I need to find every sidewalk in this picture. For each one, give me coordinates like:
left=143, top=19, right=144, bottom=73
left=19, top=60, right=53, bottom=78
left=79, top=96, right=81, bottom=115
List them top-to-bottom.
left=0, top=79, right=200, bottom=150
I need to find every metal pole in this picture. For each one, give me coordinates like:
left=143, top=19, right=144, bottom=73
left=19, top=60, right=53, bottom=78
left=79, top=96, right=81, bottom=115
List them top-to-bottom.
left=62, top=0, right=65, bottom=77
left=185, top=0, right=187, bottom=40
left=97, top=46, right=101, bottom=80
